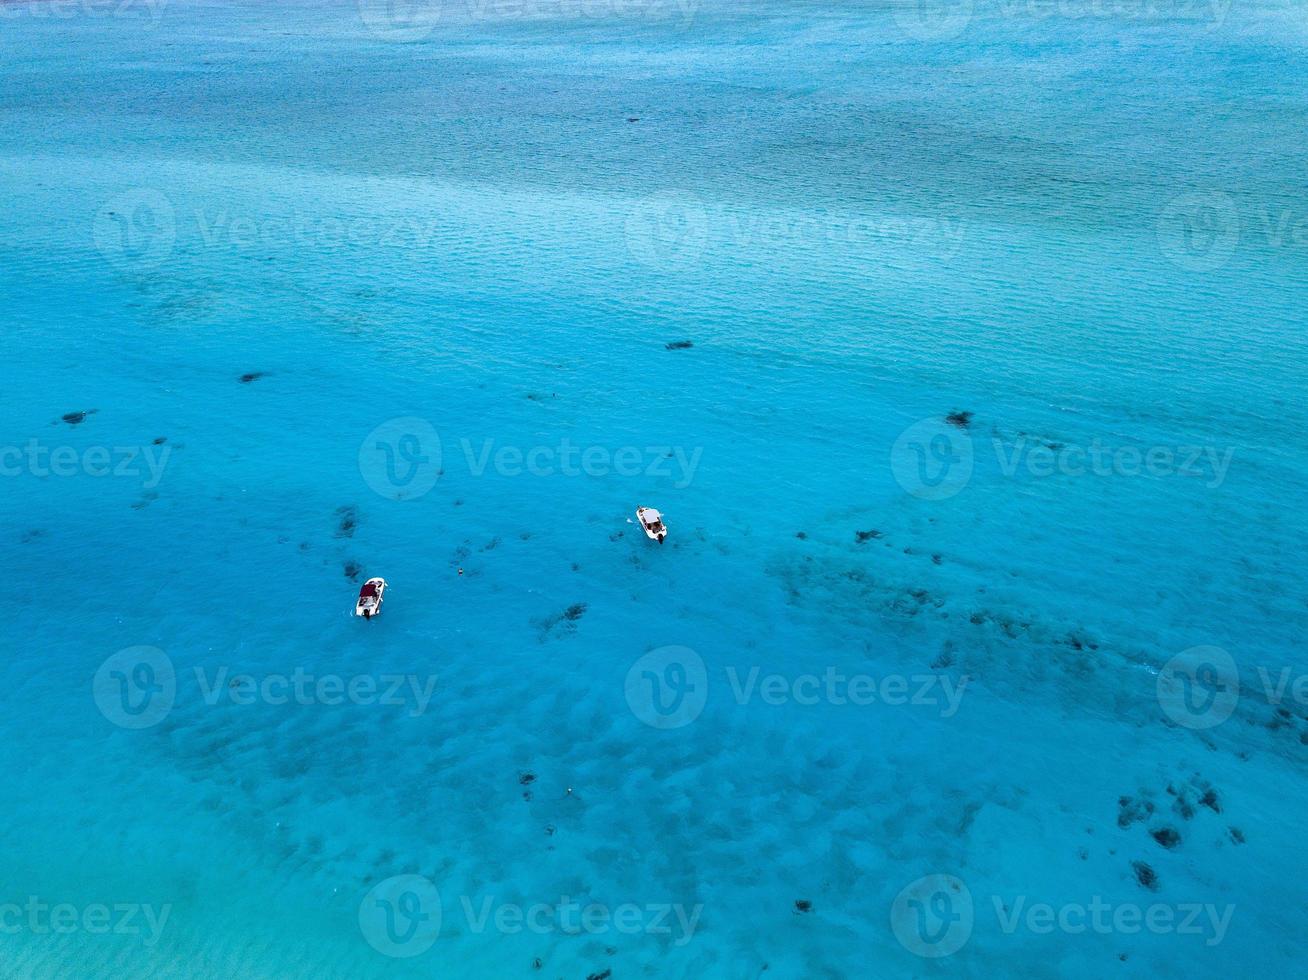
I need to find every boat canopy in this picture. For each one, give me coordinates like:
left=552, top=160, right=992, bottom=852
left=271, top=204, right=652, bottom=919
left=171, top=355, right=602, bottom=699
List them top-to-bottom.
left=642, top=509, right=662, bottom=522
left=360, top=582, right=378, bottom=597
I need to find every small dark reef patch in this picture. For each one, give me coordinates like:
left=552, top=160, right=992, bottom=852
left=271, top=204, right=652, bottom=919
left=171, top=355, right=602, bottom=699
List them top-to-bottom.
left=335, top=505, right=360, bottom=539
left=535, top=603, right=588, bottom=640
left=1117, top=795, right=1154, bottom=829
left=1150, top=827, right=1181, bottom=850
left=1131, top=861, right=1159, bottom=892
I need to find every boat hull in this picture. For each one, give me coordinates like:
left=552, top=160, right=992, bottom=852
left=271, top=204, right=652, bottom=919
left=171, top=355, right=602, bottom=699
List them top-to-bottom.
left=636, top=507, right=667, bottom=543
left=355, top=577, right=387, bottom=617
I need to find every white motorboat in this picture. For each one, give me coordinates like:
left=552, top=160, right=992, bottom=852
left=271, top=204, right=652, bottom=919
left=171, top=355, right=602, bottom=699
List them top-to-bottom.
left=636, top=506, right=667, bottom=543
left=355, top=577, right=387, bottom=618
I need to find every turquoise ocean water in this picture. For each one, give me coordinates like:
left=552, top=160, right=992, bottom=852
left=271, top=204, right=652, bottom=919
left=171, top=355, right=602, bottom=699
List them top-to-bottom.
left=2, top=0, right=1307, bottom=976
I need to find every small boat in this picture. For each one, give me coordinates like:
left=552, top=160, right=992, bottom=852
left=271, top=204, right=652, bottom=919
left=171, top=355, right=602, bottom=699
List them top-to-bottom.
left=636, top=506, right=667, bottom=543
left=355, top=577, right=387, bottom=619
